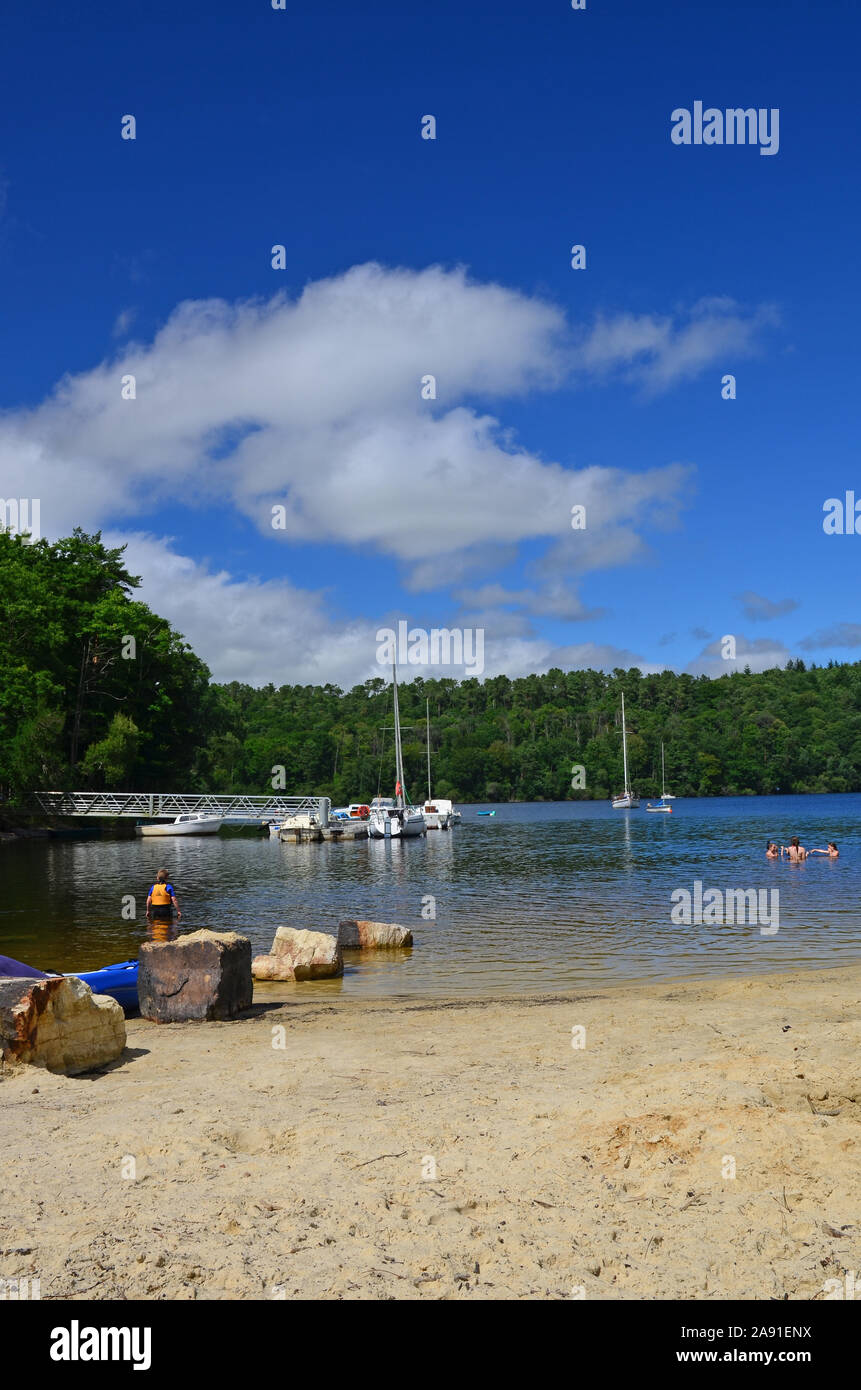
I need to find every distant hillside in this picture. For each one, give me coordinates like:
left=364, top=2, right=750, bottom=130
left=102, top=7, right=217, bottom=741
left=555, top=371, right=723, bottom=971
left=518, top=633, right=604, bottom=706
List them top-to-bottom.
left=4, top=529, right=860, bottom=805
left=207, top=661, right=861, bottom=804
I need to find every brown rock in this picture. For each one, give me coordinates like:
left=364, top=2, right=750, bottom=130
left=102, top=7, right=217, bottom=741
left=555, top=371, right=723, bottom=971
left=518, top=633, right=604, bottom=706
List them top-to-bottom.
left=337, top=919, right=413, bottom=949
left=251, top=927, right=342, bottom=981
left=139, top=930, right=252, bottom=1022
left=0, top=975, right=126, bottom=1074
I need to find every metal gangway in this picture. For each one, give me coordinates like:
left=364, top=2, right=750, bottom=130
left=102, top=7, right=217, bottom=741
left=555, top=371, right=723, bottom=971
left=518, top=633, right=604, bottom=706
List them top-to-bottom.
left=32, top=791, right=331, bottom=826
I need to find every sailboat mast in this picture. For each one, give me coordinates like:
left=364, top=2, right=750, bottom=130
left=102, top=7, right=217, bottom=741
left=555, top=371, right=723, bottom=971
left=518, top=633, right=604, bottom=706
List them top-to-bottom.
left=392, top=662, right=405, bottom=806
left=621, top=691, right=629, bottom=794
left=426, top=698, right=432, bottom=803
left=661, top=742, right=666, bottom=798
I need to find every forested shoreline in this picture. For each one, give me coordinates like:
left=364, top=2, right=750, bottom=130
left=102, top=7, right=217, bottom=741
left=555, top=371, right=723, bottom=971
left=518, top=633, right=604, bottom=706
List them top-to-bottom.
left=3, top=529, right=860, bottom=807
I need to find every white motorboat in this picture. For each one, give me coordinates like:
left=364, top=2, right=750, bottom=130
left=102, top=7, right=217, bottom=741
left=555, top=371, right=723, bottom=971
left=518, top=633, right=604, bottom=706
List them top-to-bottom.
left=368, top=666, right=426, bottom=839
left=611, top=693, right=640, bottom=809
left=422, top=698, right=453, bottom=828
left=646, top=743, right=674, bottom=812
left=423, top=798, right=453, bottom=829
left=137, top=812, right=223, bottom=837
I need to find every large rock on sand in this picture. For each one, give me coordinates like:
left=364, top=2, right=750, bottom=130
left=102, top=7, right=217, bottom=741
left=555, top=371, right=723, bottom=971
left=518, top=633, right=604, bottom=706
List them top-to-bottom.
left=337, top=919, right=413, bottom=949
left=252, top=928, right=342, bottom=981
left=139, top=930, right=252, bottom=1022
left=0, top=975, right=126, bottom=1074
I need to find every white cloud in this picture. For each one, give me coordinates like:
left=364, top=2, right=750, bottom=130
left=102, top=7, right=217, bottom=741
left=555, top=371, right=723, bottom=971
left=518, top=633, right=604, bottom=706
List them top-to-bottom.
left=0, top=264, right=781, bottom=687
left=0, top=264, right=756, bottom=568
left=578, top=298, right=779, bottom=394
left=112, top=308, right=137, bottom=338
left=110, top=532, right=377, bottom=688
left=111, top=533, right=663, bottom=687
left=453, top=581, right=603, bottom=622
left=736, top=590, right=800, bottom=622
left=799, top=622, right=861, bottom=651
left=686, top=634, right=790, bottom=677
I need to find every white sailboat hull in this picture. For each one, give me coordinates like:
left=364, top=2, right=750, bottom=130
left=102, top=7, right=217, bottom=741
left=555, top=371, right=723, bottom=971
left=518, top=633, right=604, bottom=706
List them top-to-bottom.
left=612, top=692, right=639, bottom=808
left=368, top=808, right=426, bottom=838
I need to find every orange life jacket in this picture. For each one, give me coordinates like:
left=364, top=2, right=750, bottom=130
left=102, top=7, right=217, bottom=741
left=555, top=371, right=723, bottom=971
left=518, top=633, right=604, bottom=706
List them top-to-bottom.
left=150, top=881, right=172, bottom=907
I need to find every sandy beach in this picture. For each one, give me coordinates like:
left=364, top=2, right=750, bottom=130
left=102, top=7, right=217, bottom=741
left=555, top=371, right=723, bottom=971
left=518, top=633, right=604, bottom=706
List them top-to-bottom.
left=2, top=963, right=860, bottom=1301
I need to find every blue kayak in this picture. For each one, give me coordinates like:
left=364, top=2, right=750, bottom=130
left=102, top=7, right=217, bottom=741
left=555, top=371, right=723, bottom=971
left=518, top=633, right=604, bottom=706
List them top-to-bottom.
left=0, top=954, right=139, bottom=1012
left=72, top=960, right=139, bottom=1012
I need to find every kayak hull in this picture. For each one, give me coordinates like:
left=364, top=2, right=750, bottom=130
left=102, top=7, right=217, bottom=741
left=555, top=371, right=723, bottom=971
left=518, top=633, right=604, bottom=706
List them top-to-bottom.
left=73, top=960, right=139, bottom=1012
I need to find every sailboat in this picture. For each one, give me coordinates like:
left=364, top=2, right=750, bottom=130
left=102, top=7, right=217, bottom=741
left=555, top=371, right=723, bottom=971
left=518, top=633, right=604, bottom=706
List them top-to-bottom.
left=368, top=665, right=427, bottom=839
left=611, top=692, right=640, bottom=809
left=422, top=699, right=453, bottom=829
left=646, top=742, right=673, bottom=813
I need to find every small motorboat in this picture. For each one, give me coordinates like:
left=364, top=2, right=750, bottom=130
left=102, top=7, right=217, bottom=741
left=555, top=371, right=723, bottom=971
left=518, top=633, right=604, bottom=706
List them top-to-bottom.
left=422, top=799, right=453, bottom=829
left=477, top=810, right=496, bottom=817
left=137, top=812, right=223, bottom=837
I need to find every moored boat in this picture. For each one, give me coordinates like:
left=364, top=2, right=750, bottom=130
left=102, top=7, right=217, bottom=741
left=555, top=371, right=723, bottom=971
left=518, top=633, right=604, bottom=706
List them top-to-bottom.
left=367, top=665, right=426, bottom=839
left=611, top=693, right=640, bottom=809
left=422, top=699, right=453, bottom=827
left=646, top=743, right=674, bottom=812
left=423, top=799, right=454, bottom=829
left=137, top=812, right=223, bottom=837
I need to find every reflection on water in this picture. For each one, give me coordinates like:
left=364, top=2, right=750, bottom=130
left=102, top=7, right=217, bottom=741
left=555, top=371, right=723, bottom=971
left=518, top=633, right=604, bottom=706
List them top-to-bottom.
left=1, top=795, right=859, bottom=998
left=145, top=915, right=180, bottom=944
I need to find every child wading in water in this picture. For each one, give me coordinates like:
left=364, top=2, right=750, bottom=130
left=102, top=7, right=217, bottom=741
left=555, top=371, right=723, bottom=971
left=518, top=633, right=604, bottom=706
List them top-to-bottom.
left=146, top=869, right=182, bottom=924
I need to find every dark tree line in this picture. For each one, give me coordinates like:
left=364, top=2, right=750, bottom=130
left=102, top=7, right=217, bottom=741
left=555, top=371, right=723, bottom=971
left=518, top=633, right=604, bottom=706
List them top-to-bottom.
left=3, top=529, right=860, bottom=806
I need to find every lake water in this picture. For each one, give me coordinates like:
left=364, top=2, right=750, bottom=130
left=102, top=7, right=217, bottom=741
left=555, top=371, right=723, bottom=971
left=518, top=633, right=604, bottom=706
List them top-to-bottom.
left=1, top=795, right=859, bottom=999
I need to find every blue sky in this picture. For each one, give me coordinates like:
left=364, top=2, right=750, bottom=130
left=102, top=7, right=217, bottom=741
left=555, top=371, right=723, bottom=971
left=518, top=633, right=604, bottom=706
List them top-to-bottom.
left=1, top=0, right=859, bottom=687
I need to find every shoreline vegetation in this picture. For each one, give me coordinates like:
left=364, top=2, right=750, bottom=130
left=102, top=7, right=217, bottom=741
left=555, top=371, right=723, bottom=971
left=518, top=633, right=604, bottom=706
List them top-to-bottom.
left=3, top=530, right=861, bottom=810
left=4, top=961, right=860, bottom=1300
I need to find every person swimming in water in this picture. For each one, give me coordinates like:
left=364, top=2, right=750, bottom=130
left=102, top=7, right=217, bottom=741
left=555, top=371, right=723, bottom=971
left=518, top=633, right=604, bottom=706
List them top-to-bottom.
left=783, top=836, right=807, bottom=862
left=766, top=840, right=780, bottom=858
left=810, top=841, right=839, bottom=858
